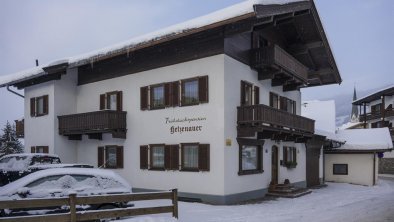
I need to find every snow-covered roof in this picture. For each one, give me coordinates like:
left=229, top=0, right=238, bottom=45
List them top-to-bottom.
left=0, top=0, right=306, bottom=87
left=353, top=84, right=394, bottom=105
left=301, top=100, right=336, bottom=133
left=338, top=121, right=363, bottom=130
left=334, top=128, right=393, bottom=151
left=314, top=129, right=345, bottom=143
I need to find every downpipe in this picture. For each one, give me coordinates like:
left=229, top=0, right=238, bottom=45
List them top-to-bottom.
left=6, top=85, right=24, bottom=98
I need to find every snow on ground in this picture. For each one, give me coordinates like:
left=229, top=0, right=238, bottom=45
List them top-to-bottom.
left=116, top=178, right=394, bottom=222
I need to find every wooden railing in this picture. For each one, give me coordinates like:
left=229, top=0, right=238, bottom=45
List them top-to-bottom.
left=251, top=45, right=309, bottom=82
left=238, top=104, right=314, bottom=134
left=359, top=108, right=394, bottom=121
left=58, top=110, right=127, bottom=135
left=14, top=119, right=24, bottom=138
left=0, top=190, right=178, bottom=222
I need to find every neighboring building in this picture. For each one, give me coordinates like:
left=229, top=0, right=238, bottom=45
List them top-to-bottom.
left=0, top=1, right=342, bottom=204
left=353, top=85, right=394, bottom=174
left=338, top=87, right=363, bottom=130
left=302, top=100, right=393, bottom=186
left=325, top=128, right=393, bottom=186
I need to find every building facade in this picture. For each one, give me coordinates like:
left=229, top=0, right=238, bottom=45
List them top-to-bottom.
left=2, top=0, right=342, bottom=204
left=353, top=86, right=394, bottom=174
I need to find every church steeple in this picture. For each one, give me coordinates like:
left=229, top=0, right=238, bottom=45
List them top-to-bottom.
left=351, top=86, right=359, bottom=122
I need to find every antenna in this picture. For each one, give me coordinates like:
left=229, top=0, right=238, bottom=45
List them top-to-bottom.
left=35, top=59, right=39, bottom=67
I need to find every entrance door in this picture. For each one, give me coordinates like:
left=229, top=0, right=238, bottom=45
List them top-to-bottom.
left=271, top=146, right=279, bottom=184
left=306, top=147, right=320, bottom=187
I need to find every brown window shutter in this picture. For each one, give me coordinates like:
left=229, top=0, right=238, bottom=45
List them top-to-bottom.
left=198, top=76, right=209, bottom=103
left=171, top=81, right=179, bottom=107
left=240, top=81, right=246, bottom=106
left=164, top=83, right=171, bottom=107
left=254, top=86, right=260, bottom=105
left=140, top=87, right=148, bottom=110
left=116, top=91, right=123, bottom=111
left=269, top=92, right=273, bottom=107
left=100, top=94, right=106, bottom=110
left=43, top=95, right=49, bottom=115
left=30, top=97, right=36, bottom=117
left=280, top=97, right=287, bottom=111
left=293, top=101, right=296, bottom=114
left=198, top=144, right=210, bottom=171
left=140, top=145, right=149, bottom=169
left=164, top=145, right=171, bottom=170
left=170, top=145, right=179, bottom=170
left=31, top=146, right=36, bottom=153
left=43, top=146, right=49, bottom=153
left=98, top=146, right=104, bottom=168
left=116, top=146, right=124, bottom=168
left=283, top=147, right=288, bottom=165
left=293, top=147, right=297, bottom=163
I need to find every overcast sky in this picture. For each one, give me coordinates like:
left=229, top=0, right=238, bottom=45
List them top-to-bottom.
left=0, top=0, right=393, bottom=128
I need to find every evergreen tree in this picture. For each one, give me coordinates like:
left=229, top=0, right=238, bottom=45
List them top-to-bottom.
left=0, top=121, right=24, bottom=155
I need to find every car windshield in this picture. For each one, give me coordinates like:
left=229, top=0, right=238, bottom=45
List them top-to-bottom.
left=0, top=156, right=29, bottom=171
left=31, top=156, right=61, bottom=165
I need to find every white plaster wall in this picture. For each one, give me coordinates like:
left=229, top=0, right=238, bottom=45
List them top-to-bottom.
left=75, top=55, right=225, bottom=195
left=223, top=55, right=305, bottom=195
left=53, top=69, right=78, bottom=163
left=24, top=82, right=55, bottom=154
left=319, top=147, right=324, bottom=179
left=325, top=153, right=375, bottom=186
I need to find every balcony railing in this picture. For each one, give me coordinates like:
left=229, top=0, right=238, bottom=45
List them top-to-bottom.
left=251, top=45, right=309, bottom=83
left=238, top=104, right=314, bottom=134
left=360, top=108, right=394, bottom=122
left=58, top=110, right=127, bottom=136
left=14, top=119, right=24, bottom=138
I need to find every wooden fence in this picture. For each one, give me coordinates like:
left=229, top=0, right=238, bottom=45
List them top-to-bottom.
left=0, top=189, right=178, bottom=222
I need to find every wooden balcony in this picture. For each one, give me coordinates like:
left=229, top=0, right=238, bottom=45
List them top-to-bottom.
left=251, top=45, right=309, bottom=90
left=237, top=104, right=314, bottom=141
left=360, top=108, right=394, bottom=122
left=58, top=110, right=127, bottom=140
left=14, top=119, right=24, bottom=138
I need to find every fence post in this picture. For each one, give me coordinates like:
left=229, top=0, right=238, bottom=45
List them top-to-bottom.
left=172, top=189, right=178, bottom=219
left=69, top=193, right=77, bottom=222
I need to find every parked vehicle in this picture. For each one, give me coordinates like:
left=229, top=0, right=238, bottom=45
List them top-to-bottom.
left=0, top=153, right=61, bottom=186
left=0, top=168, right=133, bottom=217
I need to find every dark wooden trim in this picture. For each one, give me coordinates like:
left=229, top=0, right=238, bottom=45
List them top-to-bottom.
left=237, top=140, right=264, bottom=176
left=140, top=145, right=149, bottom=169
left=325, top=149, right=393, bottom=154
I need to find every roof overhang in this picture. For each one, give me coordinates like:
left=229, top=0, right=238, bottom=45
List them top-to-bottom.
left=353, top=86, right=394, bottom=105
left=325, top=148, right=393, bottom=154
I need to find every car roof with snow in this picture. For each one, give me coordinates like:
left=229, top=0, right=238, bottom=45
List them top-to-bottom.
left=0, top=168, right=132, bottom=196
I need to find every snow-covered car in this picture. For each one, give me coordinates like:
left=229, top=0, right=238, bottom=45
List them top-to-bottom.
left=0, top=153, right=61, bottom=186
left=0, top=168, right=133, bottom=217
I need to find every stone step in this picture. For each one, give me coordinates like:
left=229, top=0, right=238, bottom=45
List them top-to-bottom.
left=267, top=188, right=312, bottom=198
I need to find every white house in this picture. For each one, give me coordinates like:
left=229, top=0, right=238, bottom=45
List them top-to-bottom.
left=0, top=0, right=342, bottom=204
left=325, top=128, right=393, bottom=186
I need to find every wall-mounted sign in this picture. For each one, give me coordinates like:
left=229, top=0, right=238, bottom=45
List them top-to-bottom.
left=165, top=117, right=207, bottom=134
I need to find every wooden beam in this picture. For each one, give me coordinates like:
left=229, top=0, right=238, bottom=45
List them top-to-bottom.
left=288, top=41, right=323, bottom=55
left=258, top=69, right=280, bottom=80
left=283, top=83, right=302, bottom=92
left=88, top=133, right=102, bottom=140
left=68, top=134, right=82, bottom=141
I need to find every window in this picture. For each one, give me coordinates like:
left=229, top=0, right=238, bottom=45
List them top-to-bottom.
left=141, top=76, right=208, bottom=110
left=241, top=81, right=259, bottom=106
left=150, top=85, right=165, bottom=109
left=100, top=91, right=123, bottom=111
left=270, top=92, right=279, bottom=109
left=30, top=95, right=48, bottom=117
left=287, top=99, right=296, bottom=114
left=371, top=104, right=381, bottom=114
left=238, top=139, right=263, bottom=175
left=140, top=143, right=209, bottom=172
left=140, top=144, right=179, bottom=170
left=182, top=144, right=199, bottom=170
left=150, top=145, right=165, bottom=169
left=241, top=145, right=258, bottom=171
left=31, top=146, right=49, bottom=153
left=98, top=146, right=123, bottom=169
left=283, top=147, right=297, bottom=168
left=333, top=164, right=348, bottom=175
